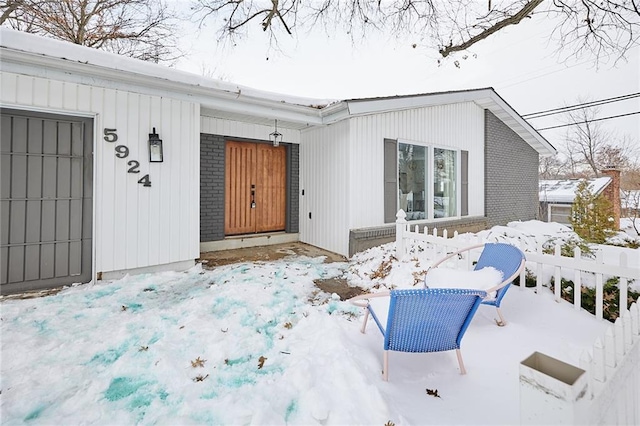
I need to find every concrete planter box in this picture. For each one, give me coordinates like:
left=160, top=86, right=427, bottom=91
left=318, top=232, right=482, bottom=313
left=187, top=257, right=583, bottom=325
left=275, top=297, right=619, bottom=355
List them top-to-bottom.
left=520, top=352, right=589, bottom=425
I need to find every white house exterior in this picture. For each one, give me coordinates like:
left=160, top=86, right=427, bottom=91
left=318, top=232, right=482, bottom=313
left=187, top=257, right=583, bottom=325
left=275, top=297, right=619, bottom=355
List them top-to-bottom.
left=0, top=28, right=555, bottom=294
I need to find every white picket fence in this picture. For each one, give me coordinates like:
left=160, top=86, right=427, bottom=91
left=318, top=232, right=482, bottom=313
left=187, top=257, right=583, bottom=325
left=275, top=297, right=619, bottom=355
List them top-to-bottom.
left=394, top=210, right=640, bottom=424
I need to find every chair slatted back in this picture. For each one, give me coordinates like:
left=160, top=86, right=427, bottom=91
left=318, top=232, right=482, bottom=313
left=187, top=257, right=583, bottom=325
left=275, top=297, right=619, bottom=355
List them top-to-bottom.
left=384, top=288, right=486, bottom=353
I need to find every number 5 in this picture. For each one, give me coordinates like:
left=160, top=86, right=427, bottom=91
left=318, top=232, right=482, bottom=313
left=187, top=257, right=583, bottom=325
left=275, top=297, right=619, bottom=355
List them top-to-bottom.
left=103, top=128, right=118, bottom=143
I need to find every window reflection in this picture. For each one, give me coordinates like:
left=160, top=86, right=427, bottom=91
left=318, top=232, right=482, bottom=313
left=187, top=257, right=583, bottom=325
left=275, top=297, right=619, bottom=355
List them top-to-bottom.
left=398, top=143, right=426, bottom=220
left=434, top=148, right=456, bottom=218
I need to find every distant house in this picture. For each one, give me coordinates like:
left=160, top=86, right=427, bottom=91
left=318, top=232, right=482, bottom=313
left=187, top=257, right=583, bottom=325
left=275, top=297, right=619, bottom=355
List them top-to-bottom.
left=1, top=28, right=555, bottom=294
left=539, top=168, right=621, bottom=227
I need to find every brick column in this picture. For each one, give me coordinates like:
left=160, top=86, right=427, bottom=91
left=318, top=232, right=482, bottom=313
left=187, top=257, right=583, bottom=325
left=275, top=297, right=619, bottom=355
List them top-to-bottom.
left=600, top=167, right=621, bottom=229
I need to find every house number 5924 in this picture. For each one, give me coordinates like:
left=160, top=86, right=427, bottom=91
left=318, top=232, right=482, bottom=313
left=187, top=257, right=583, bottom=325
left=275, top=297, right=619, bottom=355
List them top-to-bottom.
left=103, top=128, right=151, bottom=187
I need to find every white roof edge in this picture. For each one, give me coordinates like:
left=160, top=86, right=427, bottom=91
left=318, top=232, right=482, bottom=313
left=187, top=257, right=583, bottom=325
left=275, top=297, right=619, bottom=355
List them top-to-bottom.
left=0, top=28, right=332, bottom=122
left=342, top=88, right=557, bottom=157
left=483, top=90, right=557, bottom=157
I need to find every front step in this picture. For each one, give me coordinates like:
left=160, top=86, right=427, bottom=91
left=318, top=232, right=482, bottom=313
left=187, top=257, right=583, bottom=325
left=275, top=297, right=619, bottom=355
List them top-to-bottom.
left=199, top=232, right=299, bottom=252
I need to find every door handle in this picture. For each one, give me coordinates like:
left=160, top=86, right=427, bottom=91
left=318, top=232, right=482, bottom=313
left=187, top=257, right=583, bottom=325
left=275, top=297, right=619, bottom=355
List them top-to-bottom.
left=251, top=184, right=256, bottom=208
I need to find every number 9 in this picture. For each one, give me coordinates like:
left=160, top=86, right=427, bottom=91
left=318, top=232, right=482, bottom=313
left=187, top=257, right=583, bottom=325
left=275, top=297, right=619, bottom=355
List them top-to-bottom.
left=115, top=145, right=129, bottom=158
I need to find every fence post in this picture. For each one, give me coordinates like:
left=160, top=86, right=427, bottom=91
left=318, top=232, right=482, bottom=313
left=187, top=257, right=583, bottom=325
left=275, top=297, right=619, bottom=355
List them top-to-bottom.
left=395, top=209, right=407, bottom=260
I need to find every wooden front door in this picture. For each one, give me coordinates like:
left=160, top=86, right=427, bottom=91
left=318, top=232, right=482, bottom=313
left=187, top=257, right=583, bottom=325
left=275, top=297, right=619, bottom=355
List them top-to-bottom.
left=225, top=141, right=286, bottom=235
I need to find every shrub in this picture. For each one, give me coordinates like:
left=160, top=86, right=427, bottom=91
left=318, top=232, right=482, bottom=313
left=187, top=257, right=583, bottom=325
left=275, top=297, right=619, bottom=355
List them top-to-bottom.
left=570, top=180, right=617, bottom=244
left=550, top=277, right=640, bottom=322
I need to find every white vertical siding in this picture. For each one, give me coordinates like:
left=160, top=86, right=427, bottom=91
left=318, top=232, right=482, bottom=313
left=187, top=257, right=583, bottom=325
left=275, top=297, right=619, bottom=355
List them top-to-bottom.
left=1, top=71, right=200, bottom=275
left=348, top=102, right=485, bottom=229
left=200, top=115, right=301, bottom=144
left=299, top=121, right=350, bottom=256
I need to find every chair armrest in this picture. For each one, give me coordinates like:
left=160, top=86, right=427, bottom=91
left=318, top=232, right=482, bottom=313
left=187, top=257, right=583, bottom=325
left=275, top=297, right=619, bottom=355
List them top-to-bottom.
left=347, top=291, right=391, bottom=308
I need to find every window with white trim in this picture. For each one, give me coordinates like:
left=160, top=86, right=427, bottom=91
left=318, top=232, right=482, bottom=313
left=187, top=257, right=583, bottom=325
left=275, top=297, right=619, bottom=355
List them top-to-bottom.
left=384, top=139, right=467, bottom=224
left=397, top=142, right=459, bottom=221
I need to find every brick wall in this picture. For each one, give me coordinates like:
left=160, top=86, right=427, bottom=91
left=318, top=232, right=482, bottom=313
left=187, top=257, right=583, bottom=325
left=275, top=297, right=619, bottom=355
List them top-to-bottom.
left=484, top=110, right=540, bottom=227
left=200, top=134, right=225, bottom=242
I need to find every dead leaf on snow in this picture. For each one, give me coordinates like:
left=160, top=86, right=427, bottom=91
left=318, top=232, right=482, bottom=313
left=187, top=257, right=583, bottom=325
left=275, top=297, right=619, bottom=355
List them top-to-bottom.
left=258, top=356, right=267, bottom=369
left=191, top=357, right=206, bottom=368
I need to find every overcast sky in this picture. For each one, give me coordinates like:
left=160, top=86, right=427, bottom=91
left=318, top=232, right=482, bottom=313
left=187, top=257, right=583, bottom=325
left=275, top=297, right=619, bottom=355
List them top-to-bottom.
left=174, top=9, right=639, bottom=150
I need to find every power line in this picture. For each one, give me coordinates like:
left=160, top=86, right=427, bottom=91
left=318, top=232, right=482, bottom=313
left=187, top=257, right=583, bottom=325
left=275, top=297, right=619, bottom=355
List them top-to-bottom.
left=522, top=92, right=640, bottom=118
left=536, top=111, right=640, bottom=131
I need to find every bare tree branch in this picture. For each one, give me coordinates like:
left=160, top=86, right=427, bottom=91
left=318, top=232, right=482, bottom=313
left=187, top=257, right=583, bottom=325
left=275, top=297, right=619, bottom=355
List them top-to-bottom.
left=1, top=0, right=182, bottom=63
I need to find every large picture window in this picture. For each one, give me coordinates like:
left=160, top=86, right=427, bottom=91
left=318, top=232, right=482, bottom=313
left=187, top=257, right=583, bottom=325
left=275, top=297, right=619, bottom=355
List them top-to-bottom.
left=397, top=143, right=459, bottom=221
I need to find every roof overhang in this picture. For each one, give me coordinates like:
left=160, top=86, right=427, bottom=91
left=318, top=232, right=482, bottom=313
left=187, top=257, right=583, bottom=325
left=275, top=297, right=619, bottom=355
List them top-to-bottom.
left=327, top=89, right=557, bottom=157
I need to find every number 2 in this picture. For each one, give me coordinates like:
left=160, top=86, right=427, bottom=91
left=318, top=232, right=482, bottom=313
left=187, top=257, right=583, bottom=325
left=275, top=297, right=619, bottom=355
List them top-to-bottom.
left=127, top=160, right=140, bottom=173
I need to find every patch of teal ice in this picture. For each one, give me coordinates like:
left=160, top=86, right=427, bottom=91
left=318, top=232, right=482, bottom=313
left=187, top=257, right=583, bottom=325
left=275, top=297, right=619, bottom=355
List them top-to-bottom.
left=211, top=297, right=247, bottom=318
left=89, top=339, right=133, bottom=366
left=104, top=377, right=148, bottom=401
left=285, top=399, right=298, bottom=423
left=24, top=404, right=48, bottom=422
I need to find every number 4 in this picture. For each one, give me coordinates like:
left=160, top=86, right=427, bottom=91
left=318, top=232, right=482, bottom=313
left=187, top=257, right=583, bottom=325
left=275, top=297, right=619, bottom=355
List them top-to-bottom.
left=138, top=174, right=151, bottom=187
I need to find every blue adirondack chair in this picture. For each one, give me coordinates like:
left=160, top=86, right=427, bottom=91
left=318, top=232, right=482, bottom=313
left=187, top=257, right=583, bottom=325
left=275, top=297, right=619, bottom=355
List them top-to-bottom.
left=425, top=243, right=526, bottom=326
left=350, top=288, right=486, bottom=381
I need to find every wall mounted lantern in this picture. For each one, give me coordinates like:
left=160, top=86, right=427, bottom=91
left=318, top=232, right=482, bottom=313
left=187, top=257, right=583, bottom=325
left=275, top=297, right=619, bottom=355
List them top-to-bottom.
left=269, top=119, right=282, bottom=147
left=148, top=127, right=163, bottom=162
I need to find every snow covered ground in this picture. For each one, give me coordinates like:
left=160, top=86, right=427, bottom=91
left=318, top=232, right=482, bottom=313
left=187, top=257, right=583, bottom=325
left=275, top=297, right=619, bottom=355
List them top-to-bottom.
left=1, top=221, right=636, bottom=425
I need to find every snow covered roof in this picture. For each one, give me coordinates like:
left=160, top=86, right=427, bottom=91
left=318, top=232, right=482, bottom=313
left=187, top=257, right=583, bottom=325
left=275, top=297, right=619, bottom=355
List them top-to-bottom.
left=0, top=28, right=553, bottom=154
left=539, top=177, right=612, bottom=203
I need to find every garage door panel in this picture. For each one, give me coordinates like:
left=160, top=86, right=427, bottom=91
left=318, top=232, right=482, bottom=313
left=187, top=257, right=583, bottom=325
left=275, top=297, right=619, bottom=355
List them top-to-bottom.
left=1, top=116, right=10, bottom=151
left=11, top=117, right=27, bottom=153
left=28, top=119, right=43, bottom=154
left=42, top=121, right=57, bottom=155
left=57, top=122, right=71, bottom=155
left=71, top=122, right=83, bottom=156
left=1, top=154, right=10, bottom=198
left=11, top=155, right=27, bottom=198
left=27, top=156, right=43, bottom=198
left=42, top=157, right=57, bottom=197
left=57, top=157, right=71, bottom=198
left=71, top=158, right=82, bottom=196
left=82, top=197, right=92, bottom=238
left=70, top=199, right=82, bottom=240
left=9, top=200, right=25, bottom=244
left=25, top=200, right=42, bottom=243
left=41, top=200, right=56, bottom=242
left=56, top=200, right=70, bottom=241
left=1, top=201, right=8, bottom=246
left=69, top=241, right=81, bottom=276
left=40, top=243, right=55, bottom=279
left=55, top=243, right=69, bottom=277
left=24, top=245, right=40, bottom=281
left=8, top=246, right=24, bottom=283
left=0, top=247, right=7, bottom=285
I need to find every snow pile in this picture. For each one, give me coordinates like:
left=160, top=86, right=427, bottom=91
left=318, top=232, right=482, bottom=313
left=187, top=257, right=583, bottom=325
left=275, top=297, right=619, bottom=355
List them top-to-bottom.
left=2, top=220, right=637, bottom=424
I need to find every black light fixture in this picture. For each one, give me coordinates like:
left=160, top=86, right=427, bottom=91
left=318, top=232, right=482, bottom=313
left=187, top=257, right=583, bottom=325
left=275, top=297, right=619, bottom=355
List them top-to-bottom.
left=269, top=119, right=282, bottom=147
left=148, top=127, right=163, bottom=162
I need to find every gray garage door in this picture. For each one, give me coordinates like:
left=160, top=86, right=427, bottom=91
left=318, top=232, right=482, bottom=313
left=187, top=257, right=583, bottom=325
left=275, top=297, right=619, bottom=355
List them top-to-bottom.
left=1, top=109, right=93, bottom=295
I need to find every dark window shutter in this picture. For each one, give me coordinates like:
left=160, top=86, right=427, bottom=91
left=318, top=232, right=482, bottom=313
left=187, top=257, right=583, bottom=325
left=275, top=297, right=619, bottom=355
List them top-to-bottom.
left=384, top=138, right=398, bottom=223
left=461, top=150, right=468, bottom=216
